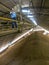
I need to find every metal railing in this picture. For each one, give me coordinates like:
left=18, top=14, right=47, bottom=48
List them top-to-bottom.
left=0, top=17, right=33, bottom=31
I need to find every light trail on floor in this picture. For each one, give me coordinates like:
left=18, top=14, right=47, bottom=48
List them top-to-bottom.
left=0, top=25, right=49, bottom=53
left=0, top=28, right=33, bottom=53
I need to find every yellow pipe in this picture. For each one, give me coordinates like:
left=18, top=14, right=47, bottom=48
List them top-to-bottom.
left=0, top=17, right=16, bottom=22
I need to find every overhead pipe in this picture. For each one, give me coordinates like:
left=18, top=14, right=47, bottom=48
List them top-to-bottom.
left=0, top=2, right=11, bottom=10
left=0, top=2, right=11, bottom=14
left=0, top=2, right=10, bottom=16
left=0, top=4, right=10, bottom=12
left=0, top=10, right=9, bottom=14
left=0, top=16, right=31, bottom=24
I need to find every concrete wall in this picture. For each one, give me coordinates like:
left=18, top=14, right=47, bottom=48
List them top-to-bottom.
left=1, top=31, right=49, bottom=65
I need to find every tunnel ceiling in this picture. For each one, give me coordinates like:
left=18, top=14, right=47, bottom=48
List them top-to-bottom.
left=0, top=0, right=49, bottom=30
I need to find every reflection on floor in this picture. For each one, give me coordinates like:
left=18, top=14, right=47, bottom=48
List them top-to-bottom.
left=1, top=31, right=49, bottom=65
left=0, top=33, right=17, bottom=48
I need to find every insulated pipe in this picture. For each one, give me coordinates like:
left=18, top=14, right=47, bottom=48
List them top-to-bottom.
left=0, top=16, right=30, bottom=23
left=0, top=17, right=16, bottom=22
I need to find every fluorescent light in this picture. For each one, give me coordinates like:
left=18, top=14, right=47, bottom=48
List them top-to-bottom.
left=22, top=9, right=30, bottom=13
left=23, top=12, right=33, bottom=15
left=27, top=15, right=34, bottom=18
left=30, top=18, right=37, bottom=25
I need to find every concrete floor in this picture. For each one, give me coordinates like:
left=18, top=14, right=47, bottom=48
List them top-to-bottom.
left=0, top=31, right=49, bottom=65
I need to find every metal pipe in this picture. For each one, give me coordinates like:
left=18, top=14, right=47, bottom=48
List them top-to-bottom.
left=0, top=2, right=11, bottom=10
left=0, top=2, right=11, bottom=13
left=0, top=4, right=10, bottom=12
left=0, top=10, right=9, bottom=14
left=0, top=17, right=16, bottom=22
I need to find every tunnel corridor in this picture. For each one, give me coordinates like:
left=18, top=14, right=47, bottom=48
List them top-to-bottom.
left=0, top=0, right=49, bottom=65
